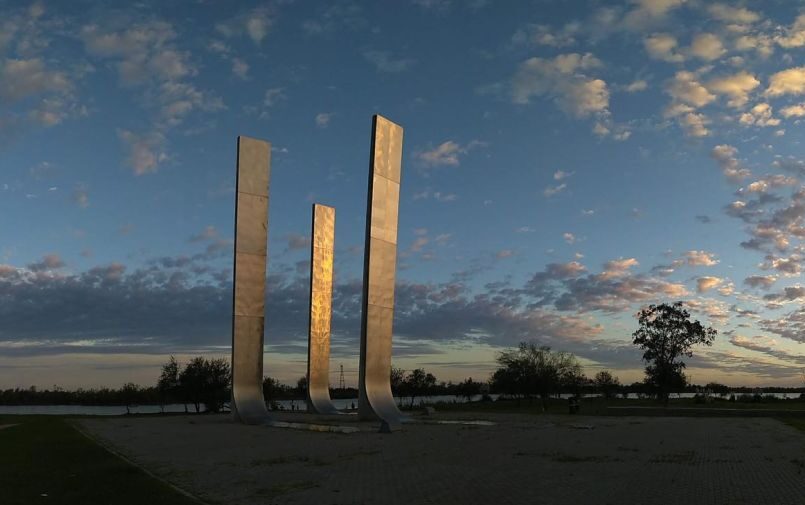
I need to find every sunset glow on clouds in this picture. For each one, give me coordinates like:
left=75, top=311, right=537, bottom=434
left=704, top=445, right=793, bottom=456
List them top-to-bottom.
left=2, top=0, right=805, bottom=388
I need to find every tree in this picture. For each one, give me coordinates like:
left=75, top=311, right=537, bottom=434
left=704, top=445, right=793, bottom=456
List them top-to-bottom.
left=632, top=302, right=716, bottom=406
left=490, top=342, right=583, bottom=411
left=157, top=356, right=180, bottom=412
left=176, top=357, right=231, bottom=413
left=179, top=357, right=207, bottom=413
left=203, top=358, right=231, bottom=413
left=390, top=366, right=405, bottom=396
left=401, top=368, right=437, bottom=408
left=563, top=369, right=588, bottom=399
left=594, top=370, right=621, bottom=399
left=296, top=376, right=308, bottom=397
left=263, top=377, right=280, bottom=409
left=455, top=377, right=482, bottom=402
left=121, top=382, right=140, bottom=415
left=705, top=382, right=730, bottom=395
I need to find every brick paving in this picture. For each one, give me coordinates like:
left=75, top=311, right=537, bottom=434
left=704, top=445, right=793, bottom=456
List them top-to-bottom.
left=79, top=412, right=805, bottom=505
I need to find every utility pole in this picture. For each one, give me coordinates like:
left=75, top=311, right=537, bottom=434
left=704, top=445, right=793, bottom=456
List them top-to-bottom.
left=339, top=364, right=345, bottom=390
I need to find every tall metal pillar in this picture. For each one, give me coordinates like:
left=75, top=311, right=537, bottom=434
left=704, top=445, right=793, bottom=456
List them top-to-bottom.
left=358, top=115, right=406, bottom=430
left=231, top=136, right=272, bottom=424
left=306, top=203, right=340, bottom=414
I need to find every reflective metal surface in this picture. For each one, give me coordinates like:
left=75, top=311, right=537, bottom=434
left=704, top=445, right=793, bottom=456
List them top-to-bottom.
left=358, top=115, right=406, bottom=430
left=231, top=136, right=272, bottom=425
left=307, top=204, right=340, bottom=415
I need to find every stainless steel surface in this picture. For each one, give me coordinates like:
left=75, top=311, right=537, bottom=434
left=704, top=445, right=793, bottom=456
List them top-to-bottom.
left=358, top=115, right=406, bottom=430
left=231, top=136, right=272, bottom=425
left=306, top=204, right=340, bottom=415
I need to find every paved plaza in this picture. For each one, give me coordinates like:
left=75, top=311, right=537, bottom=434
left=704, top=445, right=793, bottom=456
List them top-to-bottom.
left=78, top=412, right=805, bottom=505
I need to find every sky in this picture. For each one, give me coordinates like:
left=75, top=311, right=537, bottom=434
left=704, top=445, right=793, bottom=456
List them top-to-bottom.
left=2, top=0, right=805, bottom=390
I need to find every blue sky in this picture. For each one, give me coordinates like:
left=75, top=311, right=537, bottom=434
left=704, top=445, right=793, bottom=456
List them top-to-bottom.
left=2, top=0, right=805, bottom=389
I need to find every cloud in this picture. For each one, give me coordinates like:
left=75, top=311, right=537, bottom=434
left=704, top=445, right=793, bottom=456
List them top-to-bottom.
left=411, top=0, right=451, bottom=9
left=623, top=0, right=687, bottom=31
left=301, top=3, right=365, bottom=36
left=706, top=4, right=760, bottom=25
left=216, top=7, right=273, bottom=45
left=774, top=14, right=805, bottom=49
left=81, top=18, right=223, bottom=170
left=80, top=21, right=191, bottom=85
left=512, top=23, right=579, bottom=48
left=644, top=33, right=683, bottom=62
left=689, top=33, right=725, bottom=61
left=363, top=50, right=416, bottom=73
left=511, top=53, right=610, bottom=118
left=0, top=58, right=70, bottom=102
left=231, top=58, right=249, bottom=80
left=765, top=67, right=805, bottom=97
left=664, top=71, right=716, bottom=137
left=666, top=71, right=716, bottom=108
left=706, top=71, right=759, bottom=108
left=624, top=79, right=648, bottom=92
left=263, top=87, right=286, bottom=108
left=738, top=103, right=780, bottom=128
left=780, top=103, right=805, bottom=118
left=315, top=112, right=332, bottom=128
left=117, top=129, right=167, bottom=175
left=416, top=140, right=485, bottom=168
left=710, top=144, right=751, bottom=182
left=554, top=170, right=572, bottom=180
left=739, top=175, right=798, bottom=194
left=543, top=183, right=566, bottom=197
left=72, top=185, right=89, bottom=208
left=413, top=188, right=458, bottom=202
left=188, top=226, right=218, bottom=243
left=563, top=232, right=576, bottom=244
left=284, top=233, right=311, bottom=251
left=0, top=249, right=695, bottom=363
left=684, top=250, right=718, bottom=266
left=27, top=254, right=65, bottom=272
left=763, top=255, right=801, bottom=276
left=600, top=258, right=639, bottom=279
left=548, top=268, right=688, bottom=313
left=743, top=275, right=777, bottom=290
left=696, top=276, right=723, bottom=293
left=762, top=285, right=805, bottom=303
left=759, top=308, right=805, bottom=344
left=729, top=335, right=805, bottom=365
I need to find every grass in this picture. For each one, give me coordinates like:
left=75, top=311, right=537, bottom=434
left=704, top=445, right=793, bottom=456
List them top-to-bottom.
left=0, top=415, right=202, bottom=505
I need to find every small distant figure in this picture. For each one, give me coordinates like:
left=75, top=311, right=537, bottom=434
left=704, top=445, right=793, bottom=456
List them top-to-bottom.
left=568, top=397, right=580, bottom=415
left=351, top=402, right=355, bottom=410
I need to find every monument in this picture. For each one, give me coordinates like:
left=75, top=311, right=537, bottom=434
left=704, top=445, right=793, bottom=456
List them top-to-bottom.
left=358, top=115, right=406, bottom=430
left=231, top=136, right=272, bottom=424
left=306, top=203, right=340, bottom=414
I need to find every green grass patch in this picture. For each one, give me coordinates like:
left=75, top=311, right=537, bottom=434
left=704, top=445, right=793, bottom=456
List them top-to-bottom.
left=0, top=415, right=201, bottom=505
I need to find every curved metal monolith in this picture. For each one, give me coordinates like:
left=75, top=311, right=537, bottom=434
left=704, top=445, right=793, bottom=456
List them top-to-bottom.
left=358, top=115, right=406, bottom=430
left=231, top=136, right=272, bottom=425
left=307, top=203, right=340, bottom=415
